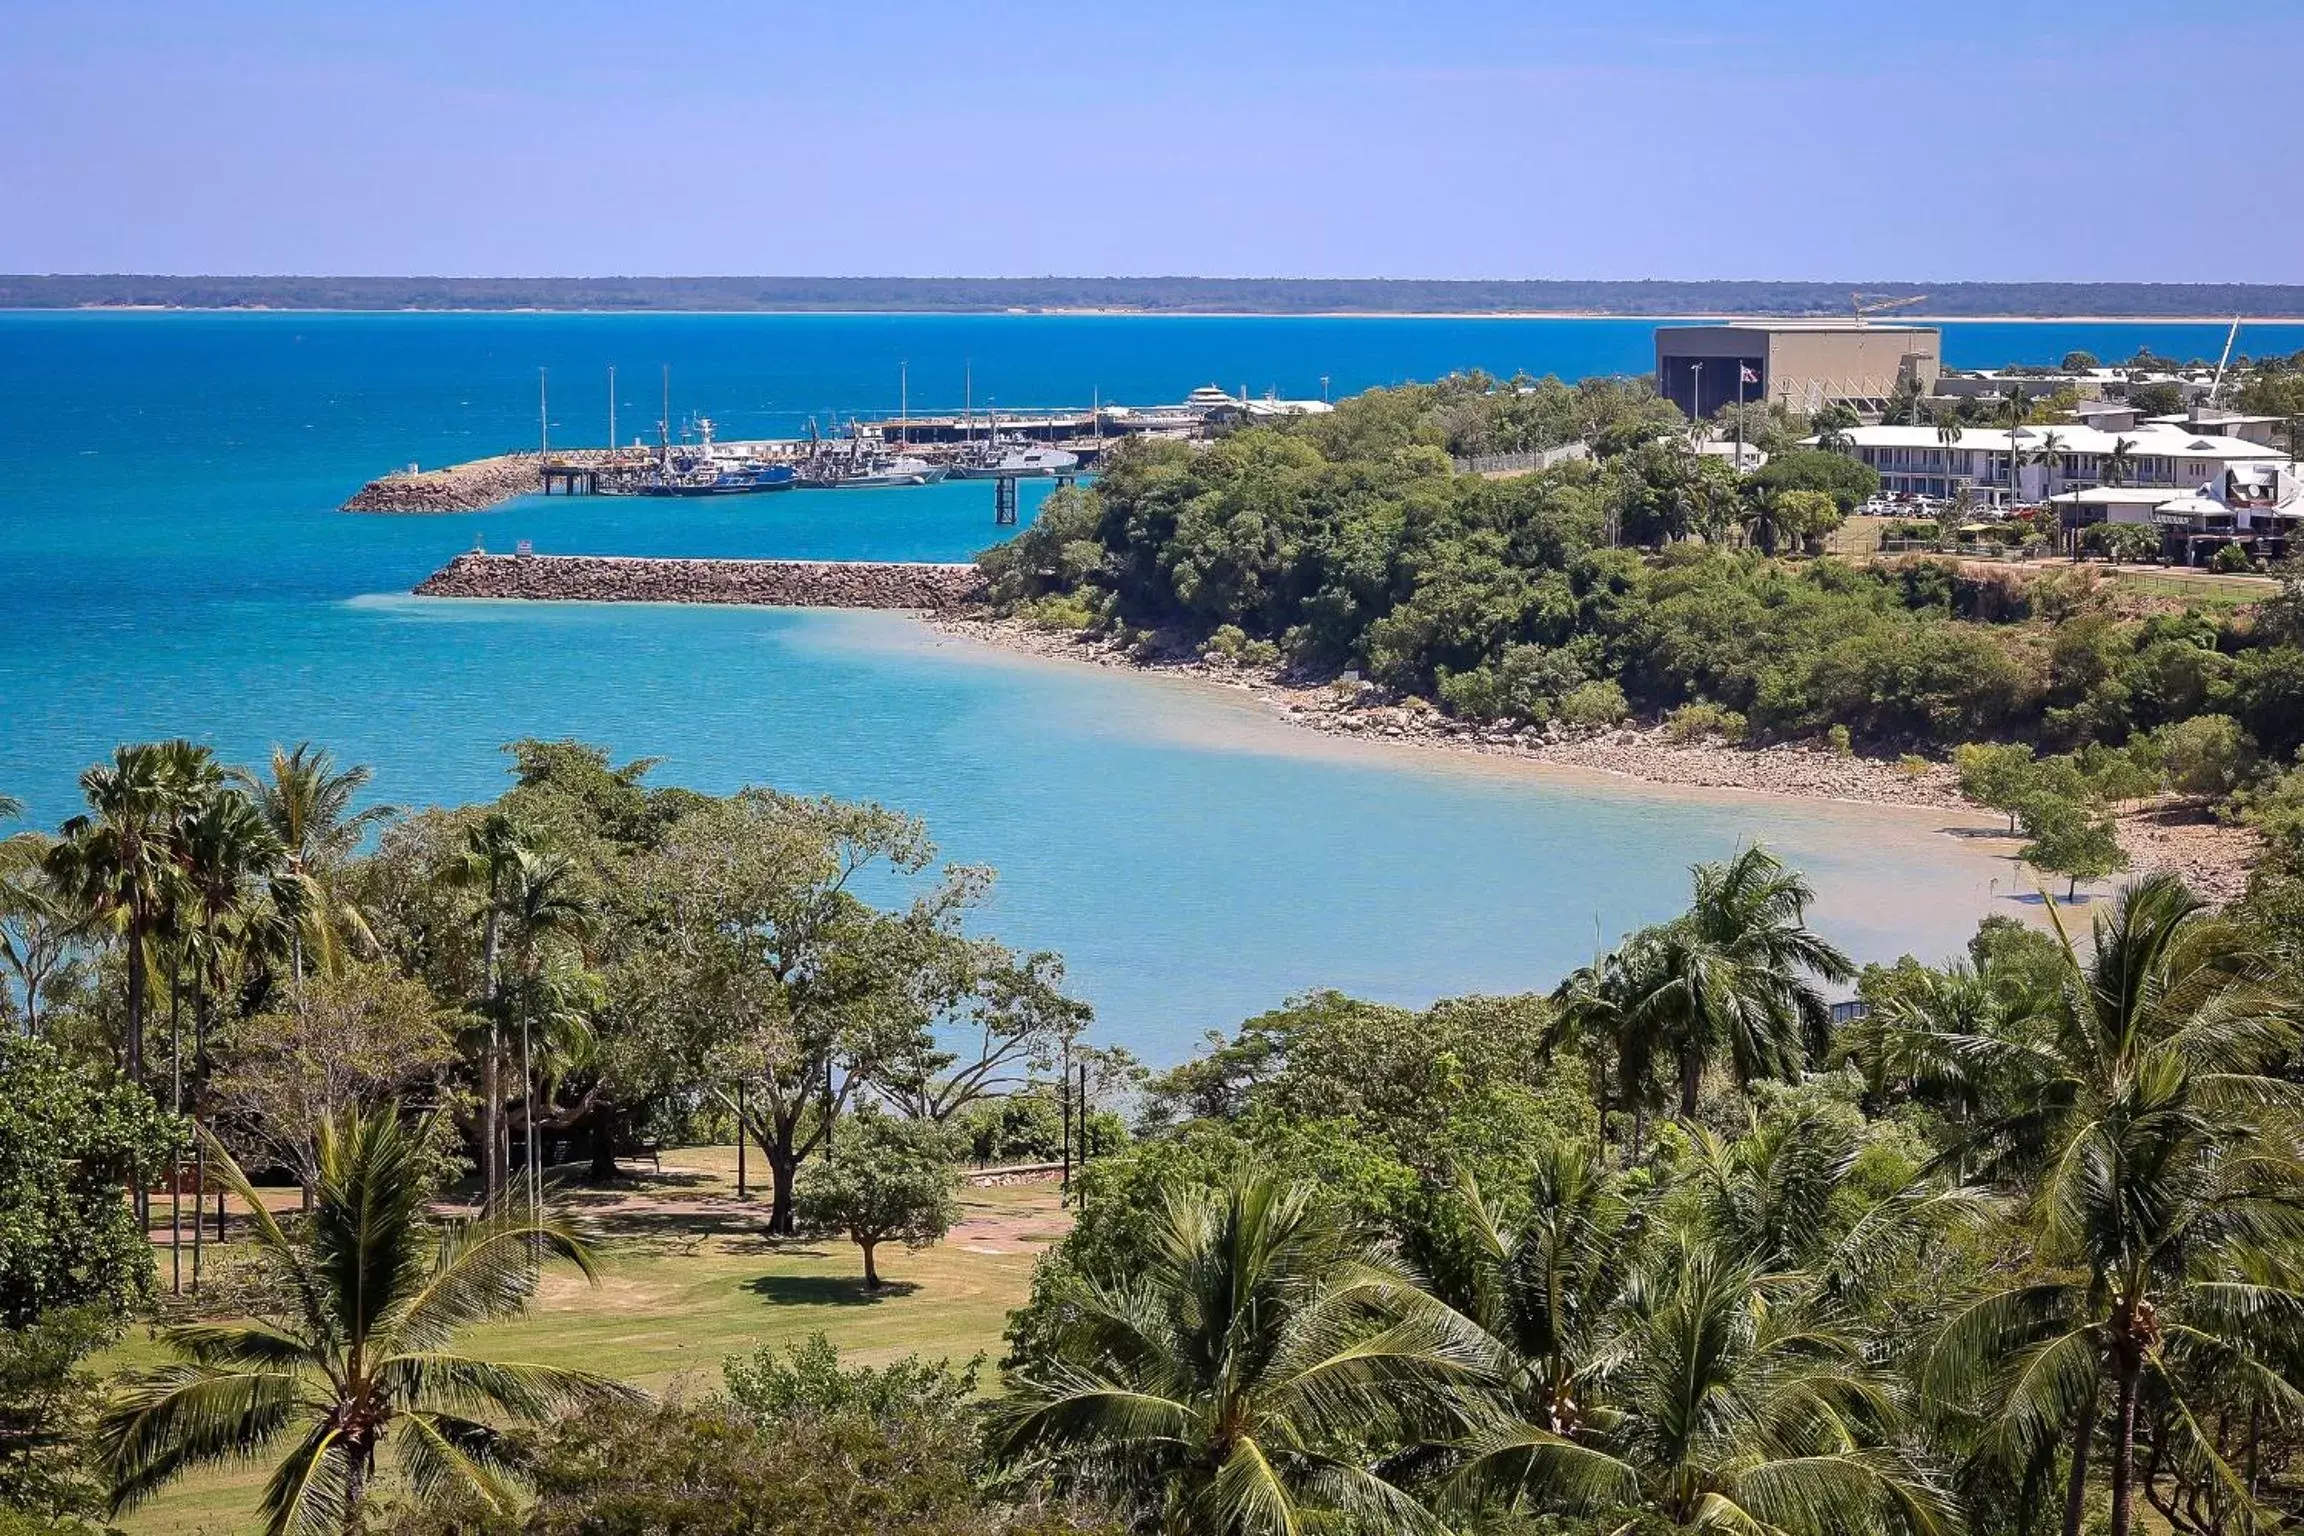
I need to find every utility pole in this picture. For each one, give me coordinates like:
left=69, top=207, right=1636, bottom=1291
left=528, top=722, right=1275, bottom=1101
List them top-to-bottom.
left=1689, top=361, right=1703, bottom=427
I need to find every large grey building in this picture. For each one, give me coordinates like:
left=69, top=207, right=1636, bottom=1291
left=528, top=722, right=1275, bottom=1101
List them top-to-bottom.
left=1655, top=322, right=1943, bottom=418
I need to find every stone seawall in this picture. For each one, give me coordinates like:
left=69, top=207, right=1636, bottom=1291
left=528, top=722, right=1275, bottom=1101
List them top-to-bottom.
left=345, top=453, right=553, bottom=513
left=413, top=552, right=988, bottom=610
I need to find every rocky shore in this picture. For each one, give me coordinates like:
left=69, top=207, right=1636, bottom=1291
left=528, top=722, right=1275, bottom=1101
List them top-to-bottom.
left=345, top=452, right=569, bottom=514
left=414, top=552, right=988, bottom=609
left=928, top=613, right=2261, bottom=902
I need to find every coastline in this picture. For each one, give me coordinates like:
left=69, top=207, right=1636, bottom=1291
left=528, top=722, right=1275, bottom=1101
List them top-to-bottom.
left=20, top=305, right=2304, bottom=325
left=925, top=612, right=2260, bottom=905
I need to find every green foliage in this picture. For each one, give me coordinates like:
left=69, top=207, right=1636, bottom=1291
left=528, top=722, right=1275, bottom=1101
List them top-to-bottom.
left=1747, top=447, right=1881, bottom=514
left=1665, top=701, right=1748, bottom=743
left=2150, top=712, right=2257, bottom=797
left=1955, top=741, right=2039, bottom=832
left=2017, top=790, right=2129, bottom=898
left=0, top=1036, right=176, bottom=1327
left=98, top=1106, right=632, bottom=1536
left=794, top=1109, right=961, bottom=1290
left=0, top=1310, right=111, bottom=1522
left=723, top=1332, right=979, bottom=1430
left=379, top=1394, right=1108, bottom=1536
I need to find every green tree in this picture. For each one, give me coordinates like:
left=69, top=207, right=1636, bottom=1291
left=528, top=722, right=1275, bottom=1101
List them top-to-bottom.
left=2061, top=351, right=2100, bottom=372
left=48, top=741, right=220, bottom=1085
left=230, top=742, right=397, bottom=974
left=1955, top=742, right=2039, bottom=833
left=2017, top=794, right=2128, bottom=901
left=443, top=812, right=538, bottom=1205
left=1626, top=847, right=1855, bottom=1117
left=1920, top=876, right=2304, bottom=1536
left=0, top=1035, right=176, bottom=1326
left=99, top=1105, right=632, bottom=1536
left=794, top=1110, right=960, bottom=1292
left=996, top=1176, right=1488, bottom=1536
left=1449, top=1239, right=1952, bottom=1535
left=0, top=1309, right=113, bottom=1524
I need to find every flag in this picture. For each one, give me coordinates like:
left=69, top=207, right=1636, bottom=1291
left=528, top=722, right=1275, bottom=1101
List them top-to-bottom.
left=1739, top=365, right=1759, bottom=384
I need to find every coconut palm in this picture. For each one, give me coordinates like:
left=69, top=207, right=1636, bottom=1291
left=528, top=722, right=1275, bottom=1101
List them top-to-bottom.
left=2103, top=435, right=2138, bottom=488
left=229, top=744, right=396, bottom=975
left=1630, top=847, right=1855, bottom=1118
left=1914, top=874, right=2304, bottom=1536
left=1549, top=935, right=1671, bottom=1155
left=99, top=1104, right=633, bottom=1536
left=1448, top=1144, right=1646, bottom=1441
left=997, top=1175, right=1493, bottom=1536
left=1448, top=1238, right=1953, bottom=1535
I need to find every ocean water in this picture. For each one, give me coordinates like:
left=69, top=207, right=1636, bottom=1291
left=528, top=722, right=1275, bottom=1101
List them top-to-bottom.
left=3, top=311, right=2283, bottom=1061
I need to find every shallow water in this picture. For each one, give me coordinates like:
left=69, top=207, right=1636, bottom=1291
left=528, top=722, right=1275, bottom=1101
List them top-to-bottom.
left=3, top=310, right=2244, bottom=1060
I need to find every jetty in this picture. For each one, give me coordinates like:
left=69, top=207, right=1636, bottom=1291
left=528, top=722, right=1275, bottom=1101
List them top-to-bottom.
left=344, top=452, right=605, bottom=514
left=414, top=552, right=986, bottom=610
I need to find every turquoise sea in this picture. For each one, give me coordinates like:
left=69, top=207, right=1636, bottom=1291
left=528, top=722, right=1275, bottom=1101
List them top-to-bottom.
left=4, top=312, right=2292, bottom=1061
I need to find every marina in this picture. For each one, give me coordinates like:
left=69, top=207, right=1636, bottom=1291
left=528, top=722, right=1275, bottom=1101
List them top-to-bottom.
left=343, top=375, right=1332, bottom=512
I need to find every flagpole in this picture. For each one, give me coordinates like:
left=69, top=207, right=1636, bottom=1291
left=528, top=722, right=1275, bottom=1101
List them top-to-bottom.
left=1735, top=362, right=1746, bottom=473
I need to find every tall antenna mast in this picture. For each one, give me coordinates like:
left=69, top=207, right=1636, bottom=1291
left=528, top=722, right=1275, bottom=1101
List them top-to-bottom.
left=2209, top=316, right=2244, bottom=407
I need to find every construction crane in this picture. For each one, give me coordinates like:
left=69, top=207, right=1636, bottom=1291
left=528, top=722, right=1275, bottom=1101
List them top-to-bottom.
left=1851, top=292, right=1929, bottom=326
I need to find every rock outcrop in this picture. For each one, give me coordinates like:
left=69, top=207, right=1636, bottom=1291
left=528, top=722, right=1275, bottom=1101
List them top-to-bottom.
left=413, top=553, right=987, bottom=610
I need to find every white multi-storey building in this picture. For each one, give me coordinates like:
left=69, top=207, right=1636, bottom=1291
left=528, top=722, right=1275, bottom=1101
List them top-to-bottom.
left=1826, top=421, right=2289, bottom=506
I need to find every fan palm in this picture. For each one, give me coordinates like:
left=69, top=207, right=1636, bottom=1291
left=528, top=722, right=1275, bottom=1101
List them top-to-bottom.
left=1933, top=413, right=1965, bottom=497
left=48, top=741, right=219, bottom=1084
left=1633, top=847, right=1854, bottom=1118
left=1914, top=874, right=2304, bottom=1536
left=99, top=1104, right=633, bottom=1536
left=996, top=1175, right=1493, bottom=1536
left=1449, top=1238, right=1953, bottom=1535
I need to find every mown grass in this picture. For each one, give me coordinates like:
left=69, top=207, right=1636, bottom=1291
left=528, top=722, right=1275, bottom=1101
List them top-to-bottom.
left=109, top=1146, right=1067, bottom=1536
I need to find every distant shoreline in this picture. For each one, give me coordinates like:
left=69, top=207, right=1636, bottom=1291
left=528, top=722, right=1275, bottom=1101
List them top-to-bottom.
left=11, top=274, right=2304, bottom=321
left=13, top=305, right=2304, bottom=326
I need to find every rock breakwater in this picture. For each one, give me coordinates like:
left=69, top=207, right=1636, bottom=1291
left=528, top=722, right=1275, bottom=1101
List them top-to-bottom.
left=345, top=453, right=561, bottom=514
left=414, top=552, right=987, bottom=610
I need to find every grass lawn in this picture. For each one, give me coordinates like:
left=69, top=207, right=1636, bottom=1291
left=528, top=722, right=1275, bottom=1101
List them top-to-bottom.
left=109, top=1146, right=1069, bottom=1536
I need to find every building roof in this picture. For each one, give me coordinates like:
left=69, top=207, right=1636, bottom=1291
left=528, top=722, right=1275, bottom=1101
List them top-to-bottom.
left=1831, top=422, right=2289, bottom=460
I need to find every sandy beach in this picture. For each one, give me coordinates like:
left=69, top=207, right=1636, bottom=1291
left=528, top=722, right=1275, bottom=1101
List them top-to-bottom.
left=927, top=612, right=2261, bottom=905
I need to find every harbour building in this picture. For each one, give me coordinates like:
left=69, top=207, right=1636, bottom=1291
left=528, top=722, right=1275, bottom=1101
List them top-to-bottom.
left=1655, top=322, right=1943, bottom=418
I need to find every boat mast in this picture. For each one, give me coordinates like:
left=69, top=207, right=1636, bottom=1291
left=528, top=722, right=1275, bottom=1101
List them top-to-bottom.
left=900, top=360, right=908, bottom=450
left=964, top=361, right=973, bottom=447
left=607, top=364, right=616, bottom=450
left=659, top=364, right=671, bottom=468
left=539, top=368, right=549, bottom=457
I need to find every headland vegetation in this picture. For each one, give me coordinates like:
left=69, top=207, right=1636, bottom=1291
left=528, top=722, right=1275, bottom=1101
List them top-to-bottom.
left=17, top=272, right=2304, bottom=317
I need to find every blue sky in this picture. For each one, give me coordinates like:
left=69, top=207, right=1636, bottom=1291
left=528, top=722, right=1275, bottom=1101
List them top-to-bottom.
left=4, top=1, right=2296, bottom=281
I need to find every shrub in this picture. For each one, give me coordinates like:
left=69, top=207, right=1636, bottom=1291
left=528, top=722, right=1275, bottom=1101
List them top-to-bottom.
left=2212, top=542, right=2253, bottom=573
left=1019, top=592, right=1098, bottom=632
left=1199, top=624, right=1249, bottom=662
left=1557, top=679, right=1630, bottom=728
left=1665, top=701, right=1748, bottom=743
left=2152, top=714, right=2258, bottom=799
left=1828, top=724, right=1853, bottom=756
left=1898, top=754, right=1931, bottom=777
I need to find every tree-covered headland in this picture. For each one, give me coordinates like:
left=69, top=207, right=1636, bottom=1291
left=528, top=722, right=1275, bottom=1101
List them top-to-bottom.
left=982, top=370, right=2304, bottom=894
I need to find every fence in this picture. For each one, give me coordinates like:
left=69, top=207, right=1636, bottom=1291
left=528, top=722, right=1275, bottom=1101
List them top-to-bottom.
left=1451, top=442, right=1591, bottom=476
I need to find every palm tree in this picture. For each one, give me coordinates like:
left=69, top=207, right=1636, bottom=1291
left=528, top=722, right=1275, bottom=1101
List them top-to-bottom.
left=2001, top=385, right=2032, bottom=508
left=1933, top=413, right=1965, bottom=502
left=2103, top=435, right=2138, bottom=488
left=48, top=741, right=218, bottom=1085
left=230, top=744, right=396, bottom=976
left=444, top=813, right=535, bottom=1204
left=498, top=845, right=592, bottom=1215
left=1630, top=847, right=1855, bottom=1118
left=1915, top=875, right=2304, bottom=1536
left=1549, top=937, right=1670, bottom=1156
left=99, top=1104, right=634, bottom=1536
left=1448, top=1144, right=1645, bottom=1441
left=997, top=1175, right=1492, bottom=1536
left=1448, top=1237, right=1953, bottom=1535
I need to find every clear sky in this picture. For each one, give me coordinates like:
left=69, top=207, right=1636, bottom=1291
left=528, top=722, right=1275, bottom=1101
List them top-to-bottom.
left=4, top=1, right=2296, bottom=282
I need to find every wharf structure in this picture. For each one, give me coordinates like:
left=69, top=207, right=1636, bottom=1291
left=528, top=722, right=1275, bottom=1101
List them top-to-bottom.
left=414, top=551, right=986, bottom=608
